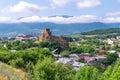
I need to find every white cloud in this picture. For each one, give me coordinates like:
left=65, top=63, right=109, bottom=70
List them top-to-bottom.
left=50, top=0, right=72, bottom=8
left=50, top=0, right=101, bottom=9
left=77, top=0, right=101, bottom=9
left=2, top=1, right=47, bottom=13
left=106, top=12, right=120, bottom=16
left=1, top=15, right=120, bottom=24
left=16, top=15, right=120, bottom=23
left=18, top=15, right=99, bottom=23
left=63, top=15, right=99, bottom=23
left=18, top=16, right=41, bottom=23
left=0, top=17, right=16, bottom=23
left=101, top=17, right=120, bottom=23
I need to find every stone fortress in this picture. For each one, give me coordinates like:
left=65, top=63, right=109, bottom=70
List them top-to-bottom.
left=38, top=28, right=68, bottom=48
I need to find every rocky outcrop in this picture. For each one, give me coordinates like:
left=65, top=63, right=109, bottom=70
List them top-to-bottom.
left=38, top=28, right=68, bottom=48
left=39, top=28, right=52, bottom=42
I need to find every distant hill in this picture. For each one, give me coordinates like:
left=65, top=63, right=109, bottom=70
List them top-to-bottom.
left=0, top=22, right=120, bottom=37
left=81, top=28, right=120, bottom=35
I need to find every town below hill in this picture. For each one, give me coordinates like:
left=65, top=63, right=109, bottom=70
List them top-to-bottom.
left=0, top=28, right=120, bottom=80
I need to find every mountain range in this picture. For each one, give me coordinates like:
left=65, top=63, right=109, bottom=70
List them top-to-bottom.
left=0, top=22, right=120, bottom=37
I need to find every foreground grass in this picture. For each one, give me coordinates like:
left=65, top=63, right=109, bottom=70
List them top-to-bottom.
left=0, top=62, right=28, bottom=80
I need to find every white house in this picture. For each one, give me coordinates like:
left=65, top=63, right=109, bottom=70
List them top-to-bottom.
left=16, top=34, right=37, bottom=42
left=116, top=36, right=120, bottom=39
left=106, top=39, right=114, bottom=45
left=108, top=50, right=116, bottom=53
left=69, top=54, right=79, bottom=60
left=56, top=58, right=85, bottom=71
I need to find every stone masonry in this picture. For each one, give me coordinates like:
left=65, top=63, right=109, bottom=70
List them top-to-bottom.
left=38, top=28, right=68, bottom=48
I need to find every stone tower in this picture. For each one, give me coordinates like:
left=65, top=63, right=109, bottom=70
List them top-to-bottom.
left=38, top=28, right=69, bottom=48
left=39, top=28, right=52, bottom=42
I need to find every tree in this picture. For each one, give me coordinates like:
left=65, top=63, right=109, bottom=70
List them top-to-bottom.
left=38, top=41, right=64, bottom=51
left=38, top=42, right=49, bottom=48
left=69, top=47, right=82, bottom=53
left=36, top=49, right=53, bottom=59
left=60, top=53, right=69, bottom=57
left=106, top=53, right=118, bottom=65
left=33, top=57, right=74, bottom=80
left=9, top=58, right=25, bottom=69
left=101, top=60, right=120, bottom=80
left=75, top=66, right=100, bottom=80
left=101, top=66, right=112, bottom=80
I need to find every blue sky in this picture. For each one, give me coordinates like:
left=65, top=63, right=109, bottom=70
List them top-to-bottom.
left=0, top=0, right=120, bottom=23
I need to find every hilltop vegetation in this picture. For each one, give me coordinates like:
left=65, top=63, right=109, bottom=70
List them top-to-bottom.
left=68, top=28, right=120, bottom=39
left=81, top=28, right=120, bottom=35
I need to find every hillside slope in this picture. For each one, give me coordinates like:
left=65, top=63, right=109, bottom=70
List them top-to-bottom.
left=81, top=28, right=120, bottom=35
left=0, top=62, right=28, bottom=80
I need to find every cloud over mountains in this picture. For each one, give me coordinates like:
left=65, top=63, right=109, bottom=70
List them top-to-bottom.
left=0, top=0, right=120, bottom=23
left=0, top=15, right=120, bottom=24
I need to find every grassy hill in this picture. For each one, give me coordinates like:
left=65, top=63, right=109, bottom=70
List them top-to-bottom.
left=67, top=28, right=120, bottom=39
left=81, top=28, right=120, bottom=35
left=0, top=62, right=28, bottom=80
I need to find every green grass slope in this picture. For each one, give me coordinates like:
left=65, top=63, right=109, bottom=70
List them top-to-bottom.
left=81, top=28, right=120, bottom=35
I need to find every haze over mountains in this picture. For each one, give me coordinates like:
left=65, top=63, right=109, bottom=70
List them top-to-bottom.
left=0, top=0, right=120, bottom=37
left=0, top=21, right=120, bottom=37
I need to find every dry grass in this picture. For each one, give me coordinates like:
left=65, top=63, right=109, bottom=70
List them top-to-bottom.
left=0, top=62, right=29, bottom=80
left=0, top=73, right=8, bottom=80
